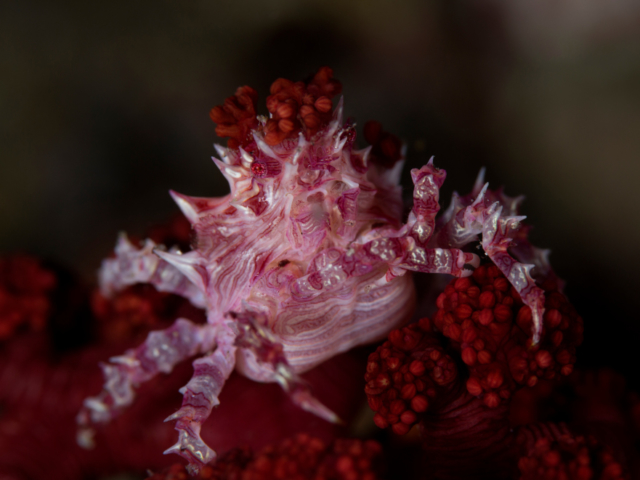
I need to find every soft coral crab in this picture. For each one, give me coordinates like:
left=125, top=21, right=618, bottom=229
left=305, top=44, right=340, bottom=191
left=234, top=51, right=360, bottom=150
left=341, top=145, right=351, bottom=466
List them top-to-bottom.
left=78, top=67, right=549, bottom=473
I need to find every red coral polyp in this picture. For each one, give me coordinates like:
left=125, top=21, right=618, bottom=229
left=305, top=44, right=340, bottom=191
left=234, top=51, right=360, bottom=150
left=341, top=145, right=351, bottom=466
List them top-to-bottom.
left=264, top=66, right=342, bottom=146
left=209, top=86, right=259, bottom=149
left=434, top=264, right=583, bottom=408
left=365, top=318, right=458, bottom=435
left=517, top=425, right=628, bottom=480
left=146, top=434, right=383, bottom=480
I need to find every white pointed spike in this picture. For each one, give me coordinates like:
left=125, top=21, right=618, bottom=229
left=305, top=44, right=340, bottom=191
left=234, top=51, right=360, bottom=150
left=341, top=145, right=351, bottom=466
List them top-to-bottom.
left=326, top=96, right=344, bottom=137
left=332, top=96, right=344, bottom=125
left=252, top=132, right=279, bottom=160
left=290, top=132, right=309, bottom=165
left=333, top=134, right=348, bottom=154
left=213, top=144, right=231, bottom=164
left=355, top=146, right=372, bottom=168
left=238, top=147, right=254, bottom=169
left=427, top=155, right=435, bottom=166
left=212, top=157, right=243, bottom=188
left=388, top=158, right=405, bottom=186
left=472, top=167, right=486, bottom=196
left=471, top=183, right=489, bottom=208
left=169, top=190, right=199, bottom=224
left=114, top=232, right=137, bottom=255
left=153, top=250, right=205, bottom=292
left=164, top=406, right=191, bottom=423
left=163, top=442, right=182, bottom=456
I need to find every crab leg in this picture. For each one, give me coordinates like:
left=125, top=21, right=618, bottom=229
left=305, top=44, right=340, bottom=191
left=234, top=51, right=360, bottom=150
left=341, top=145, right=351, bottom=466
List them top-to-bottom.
left=434, top=176, right=547, bottom=344
left=481, top=207, right=546, bottom=344
left=99, top=234, right=206, bottom=308
left=232, top=311, right=340, bottom=424
left=76, top=318, right=215, bottom=446
left=163, top=321, right=237, bottom=474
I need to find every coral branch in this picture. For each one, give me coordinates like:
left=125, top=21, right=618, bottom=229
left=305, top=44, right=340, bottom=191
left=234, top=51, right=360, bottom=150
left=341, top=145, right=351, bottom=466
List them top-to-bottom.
left=99, top=235, right=205, bottom=308
left=77, top=318, right=215, bottom=443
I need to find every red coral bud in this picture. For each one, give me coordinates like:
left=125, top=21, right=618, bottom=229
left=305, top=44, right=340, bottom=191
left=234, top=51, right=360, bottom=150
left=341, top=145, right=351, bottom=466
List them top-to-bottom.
left=314, top=96, right=332, bottom=113
left=478, top=291, right=496, bottom=309
left=455, top=304, right=473, bottom=319
left=493, top=304, right=512, bottom=323
left=478, top=308, right=494, bottom=326
left=544, top=309, right=562, bottom=329
left=462, top=347, right=477, bottom=366
left=477, top=350, right=492, bottom=364
left=535, top=350, right=553, bottom=368
left=409, top=360, right=425, bottom=377
left=486, top=369, right=504, bottom=389
left=467, top=378, right=483, bottom=396
left=400, top=383, right=417, bottom=400
left=483, top=392, right=500, bottom=408
left=411, top=395, right=429, bottom=413
left=390, top=399, right=406, bottom=416
left=401, top=410, right=417, bottom=425
left=373, top=413, right=389, bottom=429
left=392, top=422, right=411, bottom=435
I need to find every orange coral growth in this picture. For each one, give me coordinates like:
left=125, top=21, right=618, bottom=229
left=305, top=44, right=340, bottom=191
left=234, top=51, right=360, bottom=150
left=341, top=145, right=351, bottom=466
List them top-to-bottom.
left=264, top=67, right=342, bottom=146
left=209, top=86, right=259, bottom=149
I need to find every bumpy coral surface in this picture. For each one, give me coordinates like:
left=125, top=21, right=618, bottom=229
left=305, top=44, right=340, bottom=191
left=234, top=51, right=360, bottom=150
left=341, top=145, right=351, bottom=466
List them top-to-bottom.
left=78, top=68, right=559, bottom=473
left=146, top=434, right=384, bottom=480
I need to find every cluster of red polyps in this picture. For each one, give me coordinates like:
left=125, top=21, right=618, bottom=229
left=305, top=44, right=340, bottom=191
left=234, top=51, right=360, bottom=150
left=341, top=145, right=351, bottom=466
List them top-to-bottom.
left=209, top=66, right=343, bottom=150
left=264, top=66, right=342, bottom=146
left=209, top=86, right=259, bottom=150
left=365, top=263, right=638, bottom=479
left=433, top=264, right=583, bottom=409
left=516, top=423, right=625, bottom=480
left=147, top=434, right=383, bottom=480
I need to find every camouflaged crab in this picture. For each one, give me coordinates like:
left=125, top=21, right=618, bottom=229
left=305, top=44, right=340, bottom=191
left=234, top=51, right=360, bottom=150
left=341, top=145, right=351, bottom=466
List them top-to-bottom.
left=77, top=67, right=551, bottom=474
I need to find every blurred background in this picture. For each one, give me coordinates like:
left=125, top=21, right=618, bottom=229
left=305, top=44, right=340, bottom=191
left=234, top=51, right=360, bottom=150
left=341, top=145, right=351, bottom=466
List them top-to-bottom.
left=1, top=0, right=639, bottom=383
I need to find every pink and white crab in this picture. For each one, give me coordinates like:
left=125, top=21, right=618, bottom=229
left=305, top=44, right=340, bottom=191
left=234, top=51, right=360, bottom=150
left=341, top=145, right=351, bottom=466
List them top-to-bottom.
left=78, top=68, right=552, bottom=473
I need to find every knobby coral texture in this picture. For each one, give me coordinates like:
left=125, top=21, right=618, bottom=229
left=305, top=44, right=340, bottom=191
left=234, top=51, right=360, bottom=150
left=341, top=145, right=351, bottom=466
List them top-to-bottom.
left=0, top=67, right=637, bottom=480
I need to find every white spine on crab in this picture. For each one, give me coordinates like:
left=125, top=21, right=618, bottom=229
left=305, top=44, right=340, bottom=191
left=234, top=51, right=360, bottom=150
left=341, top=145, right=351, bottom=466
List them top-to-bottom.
left=328, top=96, right=344, bottom=137
left=252, top=132, right=279, bottom=160
left=213, top=144, right=231, bottom=164
left=238, top=147, right=254, bottom=169
left=212, top=157, right=244, bottom=191
left=387, top=158, right=405, bottom=187
left=471, top=167, right=487, bottom=197
left=169, top=190, right=200, bottom=224
left=481, top=207, right=545, bottom=344
left=99, top=235, right=206, bottom=308
left=153, top=249, right=206, bottom=296
left=77, top=318, right=213, bottom=438
left=164, top=321, right=237, bottom=473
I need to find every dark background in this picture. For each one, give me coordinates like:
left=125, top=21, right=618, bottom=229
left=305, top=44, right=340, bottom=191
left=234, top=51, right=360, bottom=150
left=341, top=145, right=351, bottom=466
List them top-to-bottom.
left=1, top=0, right=639, bottom=383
